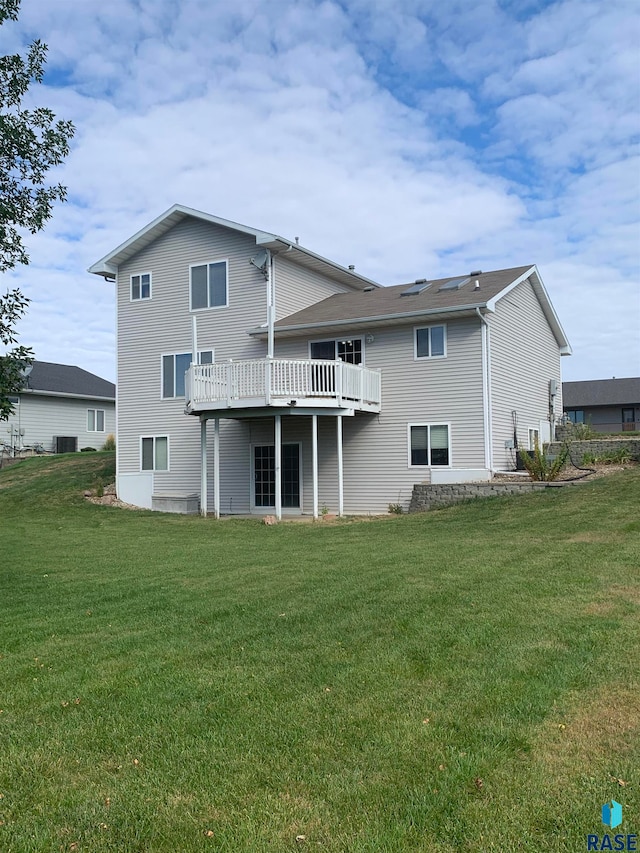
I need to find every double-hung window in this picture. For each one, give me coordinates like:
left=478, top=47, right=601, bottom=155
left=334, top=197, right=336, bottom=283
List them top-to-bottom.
left=190, top=261, right=228, bottom=310
left=131, top=273, right=151, bottom=300
left=415, top=325, right=446, bottom=359
left=162, top=351, right=213, bottom=399
left=87, top=409, right=105, bottom=432
left=566, top=410, right=584, bottom=424
left=409, top=424, right=450, bottom=466
left=141, top=436, right=168, bottom=471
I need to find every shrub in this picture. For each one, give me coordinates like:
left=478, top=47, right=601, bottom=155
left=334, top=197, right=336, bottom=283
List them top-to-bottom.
left=562, top=420, right=597, bottom=440
left=102, top=433, right=116, bottom=451
left=518, top=441, right=570, bottom=481
left=582, top=448, right=632, bottom=466
left=388, top=503, right=403, bottom=514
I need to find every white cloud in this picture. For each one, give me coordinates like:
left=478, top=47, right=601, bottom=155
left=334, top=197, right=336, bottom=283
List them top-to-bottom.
left=0, top=0, right=637, bottom=384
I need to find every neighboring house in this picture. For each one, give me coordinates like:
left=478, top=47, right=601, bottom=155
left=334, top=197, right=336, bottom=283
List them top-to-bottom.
left=89, top=204, right=571, bottom=516
left=3, top=361, right=115, bottom=454
left=563, top=377, right=640, bottom=433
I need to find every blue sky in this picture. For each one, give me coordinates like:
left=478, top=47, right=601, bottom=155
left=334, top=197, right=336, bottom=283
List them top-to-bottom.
left=1, top=0, right=638, bottom=383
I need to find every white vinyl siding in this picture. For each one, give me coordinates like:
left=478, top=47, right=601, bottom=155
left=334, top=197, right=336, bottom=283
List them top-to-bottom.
left=117, top=217, right=268, bottom=495
left=274, top=254, right=352, bottom=319
left=489, top=277, right=563, bottom=470
left=274, top=318, right=485, bottom=512
left=3, top=394, right=115, bottom=452
left=87, top=408, right=105, bottom=432
left=141, top=436, right=169, bottom=471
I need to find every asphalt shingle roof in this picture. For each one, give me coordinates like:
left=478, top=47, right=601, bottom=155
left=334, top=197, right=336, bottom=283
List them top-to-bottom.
left=273, top=266, right=533, bottom=329
left=24, top=361, right=115, bottom=399
left=562, top=378, right=640, bottom=408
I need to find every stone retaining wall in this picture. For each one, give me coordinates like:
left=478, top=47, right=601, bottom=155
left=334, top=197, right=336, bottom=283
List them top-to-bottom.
left=409, top=437, right=638, bottom=513
left=548, top=438, right=640, bottom=462
left=409, top=480, right=570, bottom=513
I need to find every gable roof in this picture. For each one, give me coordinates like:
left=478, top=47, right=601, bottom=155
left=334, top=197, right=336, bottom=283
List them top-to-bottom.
left=88, top=204, right=381, bottom=292
left=259, top=264, right=571, bottom=353
left=22, top=361, right=115, bottom=401
left=563, top=377, right=640, bottom=408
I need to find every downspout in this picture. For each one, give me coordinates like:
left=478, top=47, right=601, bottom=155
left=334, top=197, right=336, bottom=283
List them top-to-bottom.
left=476, top=308, right=494, bottom=474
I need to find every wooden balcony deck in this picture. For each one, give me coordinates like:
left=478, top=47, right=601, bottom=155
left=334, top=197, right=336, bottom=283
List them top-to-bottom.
left=185, top=358, right=381, bottom=415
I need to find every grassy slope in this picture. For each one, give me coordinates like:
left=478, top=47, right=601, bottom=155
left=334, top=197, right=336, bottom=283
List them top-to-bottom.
left=0, top=454, right=638, bottom=852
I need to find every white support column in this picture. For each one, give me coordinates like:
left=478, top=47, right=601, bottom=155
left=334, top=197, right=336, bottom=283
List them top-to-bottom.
left=275, top=414, right=282, bottom=520
left=312, top=414, right=318, bottom=519
left=337, top=415, right=344, bottom=517
left=200, top=418, right=207, bottom=518
left=213, top=418, right=220, bottom=519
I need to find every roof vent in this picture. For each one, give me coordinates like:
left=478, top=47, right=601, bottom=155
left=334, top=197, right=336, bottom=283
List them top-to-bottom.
left=348, top=264, right=355, bottom=271
left=470, top=270, right=482, bottom=276
left=401, top=280, right=432, bottom=296
left=363, top=285, right=375, bottom=292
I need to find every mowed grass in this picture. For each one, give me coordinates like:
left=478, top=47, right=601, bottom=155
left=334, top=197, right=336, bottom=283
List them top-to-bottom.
left=0, top=453, right=638, bottom=852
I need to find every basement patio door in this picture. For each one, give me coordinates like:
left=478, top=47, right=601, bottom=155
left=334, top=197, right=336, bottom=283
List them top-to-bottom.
left=253, top=443, right=301, bottom=509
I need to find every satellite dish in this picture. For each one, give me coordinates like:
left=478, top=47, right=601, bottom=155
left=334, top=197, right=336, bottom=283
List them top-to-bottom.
left=250, top=249, right=270, bottom=278
left=21, top=365, right=33, bottom=378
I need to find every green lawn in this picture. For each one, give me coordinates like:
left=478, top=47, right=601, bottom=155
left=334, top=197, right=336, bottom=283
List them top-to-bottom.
left=0, top=453, right=638, bottom=852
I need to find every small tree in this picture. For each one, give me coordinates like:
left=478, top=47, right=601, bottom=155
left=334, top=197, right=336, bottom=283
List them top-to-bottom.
left=0, top=0, right=75, bottom=417
left=0, top=288, right=31, bottom=419
left=518, top=441, right=570, bottom=482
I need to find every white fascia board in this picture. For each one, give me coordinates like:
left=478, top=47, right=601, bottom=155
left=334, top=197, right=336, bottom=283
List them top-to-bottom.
left=88, top=203, right=381, bottom=293
left=88, top=204, right=281, bottom=278
left=487, top=264, right=572, bottom=354
left=484, top=266, right=535, bottom=311
left=248, top=303, right=487, bottom=337
left=22, top=389, right=116, bottom=402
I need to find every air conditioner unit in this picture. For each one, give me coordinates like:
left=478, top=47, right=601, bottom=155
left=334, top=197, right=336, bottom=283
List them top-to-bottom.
left=55, top=436, right=78, bottom=453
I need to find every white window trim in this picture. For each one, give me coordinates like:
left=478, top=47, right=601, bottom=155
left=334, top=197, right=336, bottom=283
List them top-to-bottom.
left=189, top=259, right=229, bottom=312
left=130, top=272, right=152, bottom=302
left=414, top=323, right=447, bottom=360
left=307, top=336, right=365, bottom=365
left=160, top=350, right=214, bottom=400
left=87, top=408, right=106, bottom=432
left=407, top=422, right=452, bottom=468
left=140, top=435, right=170, bottom=472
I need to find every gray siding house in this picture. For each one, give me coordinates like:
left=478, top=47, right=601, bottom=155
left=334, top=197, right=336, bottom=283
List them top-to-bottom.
left=89, top=205, right=571, bottom=515
left=4, top=361, right=115, bottom=455
left=563, top=377, right=640, bottom=432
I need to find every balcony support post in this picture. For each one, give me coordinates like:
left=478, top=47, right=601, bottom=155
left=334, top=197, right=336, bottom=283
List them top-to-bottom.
left=265, top=358, right=271, bottom=406
left=275, top=414, right=282, bottom=520
left=312, top=414, right=318, bottom=519
left=337, top=415, right=344, bottom=517
left=214, top=417, right=220, bottom=519
left=200, top=418, right=207, bottom=518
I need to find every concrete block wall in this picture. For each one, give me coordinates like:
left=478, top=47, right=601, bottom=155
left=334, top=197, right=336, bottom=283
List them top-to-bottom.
left=547, top=438, right=640, bottom=463
left=409, top=481, right=562, bottom=513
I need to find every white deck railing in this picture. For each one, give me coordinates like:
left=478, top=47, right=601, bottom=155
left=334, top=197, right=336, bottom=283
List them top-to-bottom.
left=185, top=358, right=381, bottom=412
